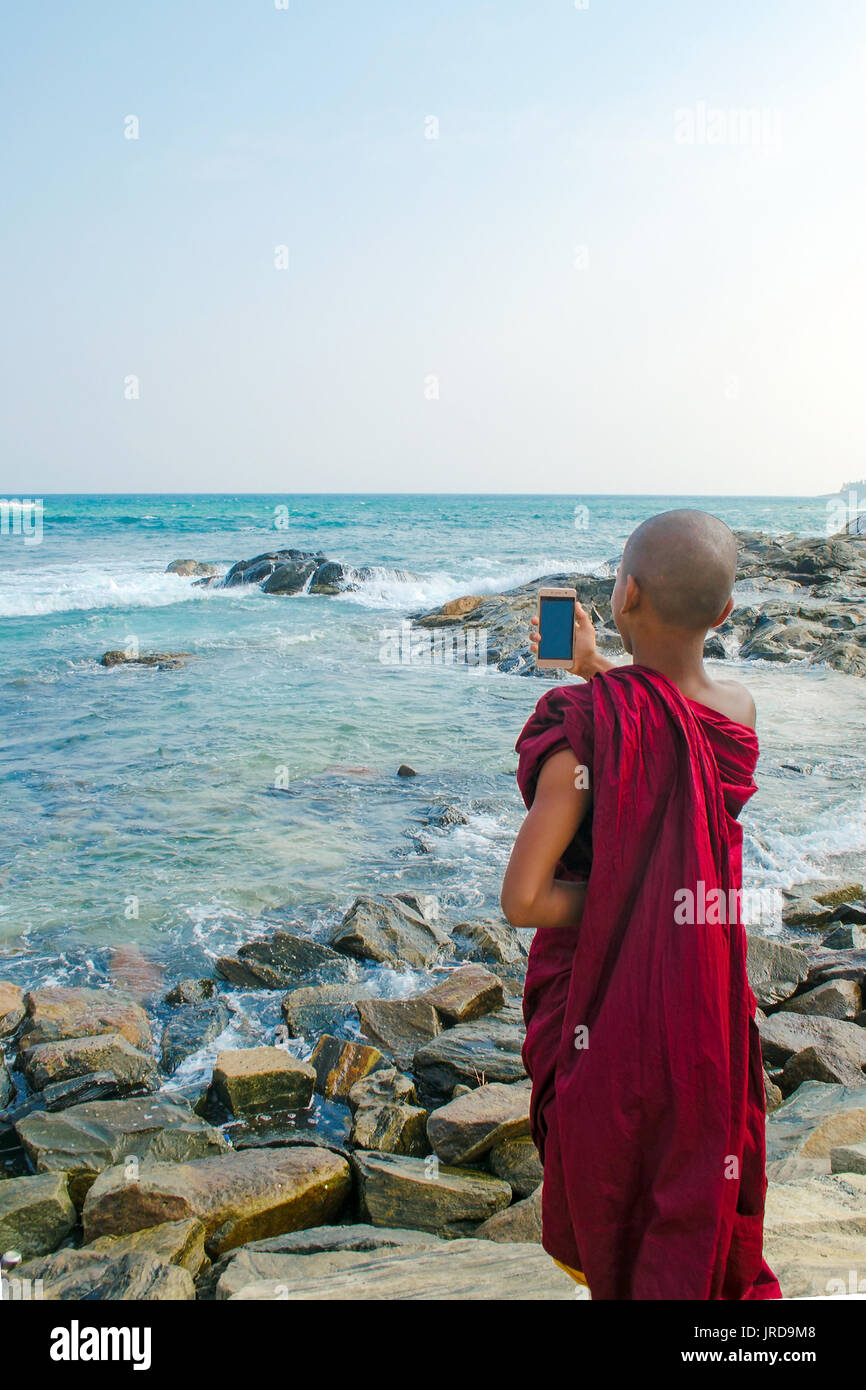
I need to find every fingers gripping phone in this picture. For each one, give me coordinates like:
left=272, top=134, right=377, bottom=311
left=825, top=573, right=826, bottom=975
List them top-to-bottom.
left=536, top=587, right=577, bottom=668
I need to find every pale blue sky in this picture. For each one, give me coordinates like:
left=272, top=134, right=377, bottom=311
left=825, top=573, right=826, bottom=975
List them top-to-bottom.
left=2, top=0, right=865, bottom=493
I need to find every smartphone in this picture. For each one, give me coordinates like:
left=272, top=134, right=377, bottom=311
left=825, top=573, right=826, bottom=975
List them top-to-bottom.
left=536, top=587, right=577, bottom=668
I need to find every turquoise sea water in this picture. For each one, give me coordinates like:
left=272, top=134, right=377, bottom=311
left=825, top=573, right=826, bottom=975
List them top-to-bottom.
left=1, top=494, right=864, bottom=1078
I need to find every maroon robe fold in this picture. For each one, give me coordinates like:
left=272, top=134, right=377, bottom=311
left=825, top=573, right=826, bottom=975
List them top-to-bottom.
left=515, top=665, right=781, bottom=1301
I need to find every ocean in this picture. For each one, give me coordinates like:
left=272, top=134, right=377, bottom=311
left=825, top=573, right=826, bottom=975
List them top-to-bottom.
left=2, top=493, right=864, bottom=1086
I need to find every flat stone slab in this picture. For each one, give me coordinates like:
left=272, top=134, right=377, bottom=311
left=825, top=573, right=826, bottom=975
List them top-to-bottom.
left=15, top=1094, right=228, bottom=1206
left=82, top=1146, right=351, bottom=1256
left=0, top=1172, right=76, bottom=1260
left=763, top=1173, right=866, bottom=1298
left=221, top=1238, right=577, bottom=1300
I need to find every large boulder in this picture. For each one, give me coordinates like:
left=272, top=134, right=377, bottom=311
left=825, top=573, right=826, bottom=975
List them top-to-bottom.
left=222, top=549, right=326, bottom=591
left=330, top=895, right=451, bottom=970
left=215, top=929, right=353, bottom=990
left=745, top=937, right=810, bottom=1007
left=419, top=965, right=505, bottom=1024
left=778, top=979, right=862, bottom=1021
left=18, top=986, right=152, bottom=1051
left=356, top=998, right=441, bottom=1068
left=412, top=1004, right=527, bottom=1107
left=758, top=1011, right=866, bottom=1090
left=19, top=1032, right=159, bottom=1095
left=211, top=1047, right=316, bottom=1116
left=427, top=1081, right=531, bottom=1165
left=765, top=1081, right=866, bottom=1162
left=15, top=1094, right=228, bottom=1206
left=82, top=1147, right=351, bottom=1256
left=353, top=1150, right=512, bottom=1237
left=0, top=1173, right=76, bottom=1259
left=218, top=1237, right=575, bottom=1301
left=14, top=1248, right=195, bottom=1300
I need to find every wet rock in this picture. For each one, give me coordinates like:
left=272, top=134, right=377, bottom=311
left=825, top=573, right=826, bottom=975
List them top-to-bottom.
left=222, top=549, right=328, bottom=593
left=262, top=558, right=320, bottom=595
left=166, top=559, right=220, bottom=577
left=100, top=650, right=193, bottom=670
left=396, top=764, right=417, bottom=778
left=330, top=894, right=451, bottom=970
left=453, top=920, right=527, bottom=966
left=215, top=928, right=353, bottom=990
left=745, top=937, right=810, bottom=1007
left=420, top=964, right=505, bottom=1024
left=165, top=978, right=217, bottom=1006
left=779, top=979, right=862, bottom=1021
left=0, top=981, right=24, bottom=1037
left=281, top=982, right=375, bottom=1039
left=19, top=986, right=153, bottom=1051
left=356, top=998, right=441, bottom=1068
left=160, top=1000, right=230, bottom=1074
left=412, top=1005, right=527, bottom=1107
left=19, top=1033, right=159, bottom=1096
left=310, top=1035, right=387, bottom=1102
left=212, top=1047, right=316, bottom=1116
left=0, top=1053, right=12, bottom=1108
left=348, top=1067, right=418, bottom=1113
left=42, top=1071, right=129, bottom=1111
left=427, top=1081, right=531, bottom=1165
left=765, top=1081, right=866, bottom=1161
left=15, top=1094, right=228, bottom=1206
left=351, top=1101, right=428, bottom=1156
left=487, top=1135, right=544, bottom=1196
left=82, top=1147, right=352, bottom=1256
left=353, top=1150, right=512, bottom=1237
left=0, top=1173, right=76, bottom=1259
left=475, top=1182, right=544, bottom=1243
left=84, top=1217, right=208, bottom=1276
left=218, top=1237, right=573, bottom=1301
left=16, top=1248, right=195, bottom=1300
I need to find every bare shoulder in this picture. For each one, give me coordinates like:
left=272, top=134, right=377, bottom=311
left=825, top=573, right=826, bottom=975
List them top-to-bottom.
left=709, top=678, right=757, bottom=729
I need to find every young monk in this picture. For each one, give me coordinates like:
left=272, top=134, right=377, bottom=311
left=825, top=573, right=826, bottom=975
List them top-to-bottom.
left=500, top=509, right=781, bottom=1301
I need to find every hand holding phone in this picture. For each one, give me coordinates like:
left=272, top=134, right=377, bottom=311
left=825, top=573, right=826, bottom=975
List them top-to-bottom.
left=532, top=588, right=601, bottom=676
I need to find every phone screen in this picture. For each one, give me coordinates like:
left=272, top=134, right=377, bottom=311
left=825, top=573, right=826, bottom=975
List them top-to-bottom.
left=538, top=596, right=575, bottom=661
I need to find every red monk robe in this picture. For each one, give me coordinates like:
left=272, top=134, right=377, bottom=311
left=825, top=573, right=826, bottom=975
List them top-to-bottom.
left=515, top=665, right=781, bottom=1301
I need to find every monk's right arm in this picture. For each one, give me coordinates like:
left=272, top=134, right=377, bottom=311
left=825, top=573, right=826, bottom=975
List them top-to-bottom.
left=501, top=749, right=591, bottom=929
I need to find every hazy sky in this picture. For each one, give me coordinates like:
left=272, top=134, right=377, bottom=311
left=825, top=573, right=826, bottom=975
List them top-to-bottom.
left=3, top=1, right=865, bottom=495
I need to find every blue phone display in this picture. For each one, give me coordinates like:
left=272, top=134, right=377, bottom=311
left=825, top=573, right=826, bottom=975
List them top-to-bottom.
left=538, top=596, right=575, bottom=660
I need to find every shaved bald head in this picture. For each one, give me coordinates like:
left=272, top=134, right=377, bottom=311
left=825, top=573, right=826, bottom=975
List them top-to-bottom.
left=620, top=510, right=737, bottom=630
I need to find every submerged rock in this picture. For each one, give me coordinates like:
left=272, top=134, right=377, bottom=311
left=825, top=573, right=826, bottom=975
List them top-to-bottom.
left=99, top=650, right=193, bottom=670
left=160, top=1000, right=230, bottom=1074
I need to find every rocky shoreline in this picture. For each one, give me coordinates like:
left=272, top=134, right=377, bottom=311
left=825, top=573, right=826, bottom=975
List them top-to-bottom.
left=412, top=530, right=866, bottom=677
left=2, top=878, right=866, bottom=1300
